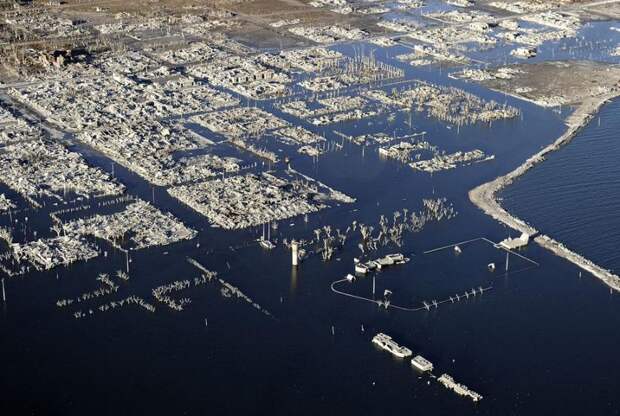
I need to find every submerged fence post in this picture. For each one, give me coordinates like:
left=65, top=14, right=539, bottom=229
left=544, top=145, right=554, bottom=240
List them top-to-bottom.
left=372, top=275, right=376, bottom=298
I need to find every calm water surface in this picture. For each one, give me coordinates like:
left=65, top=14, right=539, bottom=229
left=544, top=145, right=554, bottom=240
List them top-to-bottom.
left=503, top=98, right=620, bottom=274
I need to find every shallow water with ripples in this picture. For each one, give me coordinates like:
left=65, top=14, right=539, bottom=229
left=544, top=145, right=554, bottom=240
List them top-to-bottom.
left=502, top=98, right=620, bottom=273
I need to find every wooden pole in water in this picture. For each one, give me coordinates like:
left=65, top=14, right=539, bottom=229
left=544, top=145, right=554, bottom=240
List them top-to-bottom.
left=505, top=251, right=509, bottom=273
left=372, top=275, right=376, bottom=298
left=1, top=278, right=6, bottom=302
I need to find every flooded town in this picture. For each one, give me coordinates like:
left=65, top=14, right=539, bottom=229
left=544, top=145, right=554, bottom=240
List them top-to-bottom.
left=1, top=0, right=620, bottom=414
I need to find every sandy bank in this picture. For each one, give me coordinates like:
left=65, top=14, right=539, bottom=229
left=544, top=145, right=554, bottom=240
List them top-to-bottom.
left=469, top=91, right=620, bottom=292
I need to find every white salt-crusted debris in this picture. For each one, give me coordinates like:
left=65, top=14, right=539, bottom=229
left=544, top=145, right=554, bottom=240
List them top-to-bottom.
left=0, top=129, right=124, bottom=202
left=169, top=172, right=354, bottom=230
left=0, top=194, right=15, bottom=212
left=63, top=200, right=197, bottom=250
left=12, top=236, right=99, bottom=271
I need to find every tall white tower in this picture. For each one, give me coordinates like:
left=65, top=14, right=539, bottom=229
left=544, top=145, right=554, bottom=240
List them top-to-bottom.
left=291, top=240, right=299, bottom=267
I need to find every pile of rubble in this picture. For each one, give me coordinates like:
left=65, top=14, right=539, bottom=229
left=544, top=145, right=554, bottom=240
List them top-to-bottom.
left=308, top=0, right=346, bottom=8
left=395, top=0, right=425, bottom=9
left=447, top=0, right=474, bottom=7
left=488, top=1, right=552, bottom=14
left=424, top=9, right=492, bottom=24
left=521, top=11, right=580, bottom=31
left=4, top=12, right=91, bottom=39
left=95, top=15, right=173, bottom=35
left=181, top=19, right=239, bottom=36
left=270, top=19, right=301, bottom=28
left=377, top=19, right=420, bottom=34
left=289, top=25, right=369, bottom=44
left=407, top=25, right=496, bottom=47
left=501, top=27, right=576, bottom=48
left=369, top=37, right=398, bottom=47
left=154, top=41, right=228, bottom=65
left=397, top=44, right=469, bottom=66
left=280, top=48, right=343, bottom=72
left=188, top=54, right=291, bottom=99
left=299, top=56, right=404, bottom=92
left=452, top=67, right=523, bottom=82
left=8, top=71, right=238, bottom=131
left=364, top=82, right=520, bottom=125
left=279, top=95, right=380, bottom=125
left=0, top=106, right=17, bottom=124
left=191, top=107, right=289, bottom=138
left=77, top=119, right=209, bottom=187
left=275, top=126, right=326, bottom=145
left=0, top=128, right=124, bottom=204
left=339, top=131, right=427, bottom=146
left=373, top=135, right=494, bottom=173
left=378, top=141, right=436, bottom=162
left=409, top=149, right=494, bottom=173
left=156, top=154, right=241, bottom=185
left=168, top=172, right=354, bottom=229
left=0, top=194, right=15, bottom=212
left=63, top=200, right=196, bottom=250
left=12, top=236, right=99, bottom=271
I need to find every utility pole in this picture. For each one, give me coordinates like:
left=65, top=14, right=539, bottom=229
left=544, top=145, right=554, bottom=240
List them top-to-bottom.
left=372, top=274, right=376, bottom=299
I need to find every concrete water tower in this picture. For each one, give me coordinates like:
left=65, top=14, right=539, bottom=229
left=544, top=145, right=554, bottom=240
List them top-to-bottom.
left=291, top=240, right=299, bottom=267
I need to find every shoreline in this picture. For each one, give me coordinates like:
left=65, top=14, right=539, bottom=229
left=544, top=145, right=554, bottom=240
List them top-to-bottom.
left=469, top=91, right=620, bottom=292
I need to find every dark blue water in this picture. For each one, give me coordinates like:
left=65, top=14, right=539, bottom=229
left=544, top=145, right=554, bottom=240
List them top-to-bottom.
left=503, top=98, right=620, bottom=274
